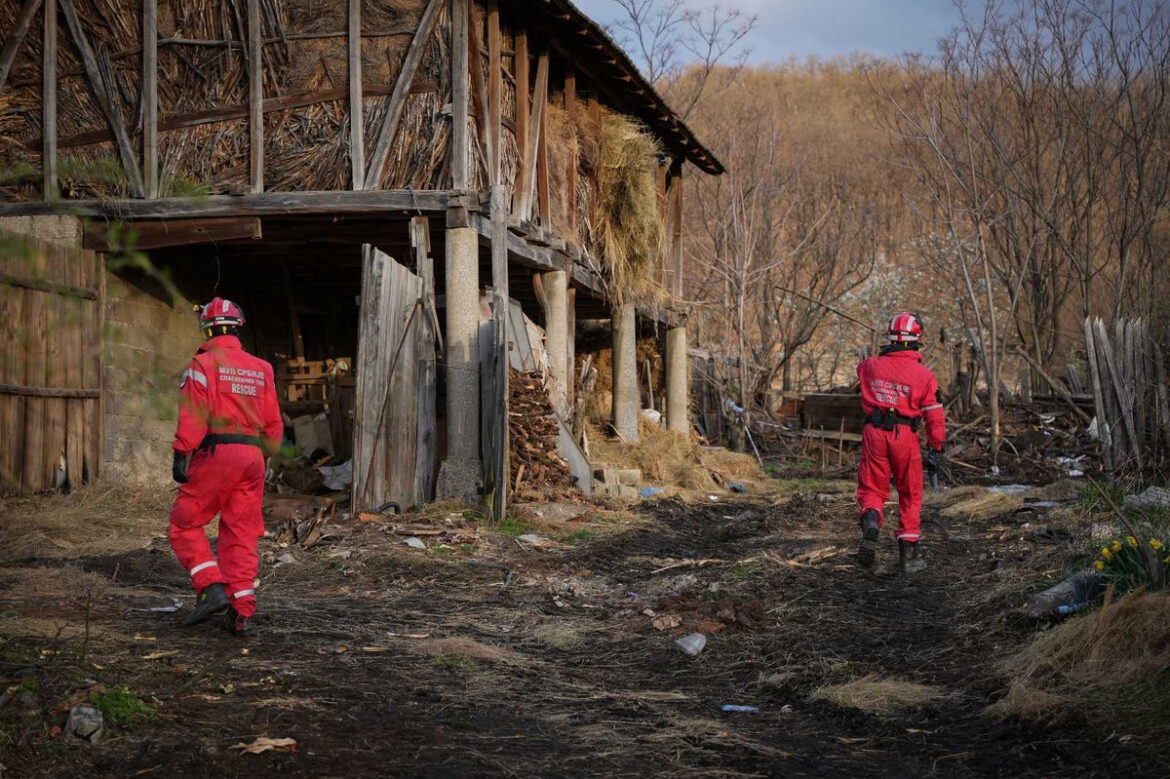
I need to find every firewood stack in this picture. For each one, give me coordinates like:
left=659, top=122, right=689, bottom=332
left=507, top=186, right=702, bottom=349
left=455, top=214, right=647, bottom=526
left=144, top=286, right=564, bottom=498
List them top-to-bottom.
left=509, top=369, right=580, bottom=502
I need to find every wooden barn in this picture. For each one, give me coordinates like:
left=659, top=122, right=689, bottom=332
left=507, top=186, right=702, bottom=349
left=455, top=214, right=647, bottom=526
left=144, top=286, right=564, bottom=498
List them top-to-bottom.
left=0, top=0, right=722, bottom=516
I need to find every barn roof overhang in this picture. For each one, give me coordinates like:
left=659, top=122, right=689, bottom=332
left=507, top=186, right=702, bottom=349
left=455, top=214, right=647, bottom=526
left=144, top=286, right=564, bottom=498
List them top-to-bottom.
left=517, top=0, right=724, bottom=176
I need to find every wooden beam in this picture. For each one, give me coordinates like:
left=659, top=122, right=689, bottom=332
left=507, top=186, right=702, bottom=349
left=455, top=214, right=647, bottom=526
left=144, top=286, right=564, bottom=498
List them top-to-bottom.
left=0, top=0, right=42, bottom=91
left=42, top=0, right=56, bottom=200
left=59, top=0, right=143, bottom=197
left=142, top=0, right=158, bottom=198
left=248, top=0, right=263, bottom=193
left=347, top=0, right=365, bottom=190
left=364, top=0, right=443, bottom=190
left=450, top=0, right=469, bottom=190
left=487, top=0, right=502, bottom=186
left=465, top=1, right=492, bottom=184
left=511, top=29, right=530, bottom=216
left=517, top=50, right=548, bottom=221
left=565, top=68, right=578, bottom=239
left=537, top=70, right=550, bottom=228
left=656, top=160, right=668, bottom=286
left=670, top=162, right=683, bottom=297
left=489, top=184, right=510, bottom=521
left=0, top=190, right=452, bottom=219
left=82, top=217, right=262, bottom=251
left=0, top=271, right=97, bottom=300
left=0, top=383, right=100, bottom=399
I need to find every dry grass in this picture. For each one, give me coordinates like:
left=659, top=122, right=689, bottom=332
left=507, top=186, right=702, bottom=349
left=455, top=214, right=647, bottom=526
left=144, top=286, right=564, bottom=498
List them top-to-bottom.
left=594, top=110, right=664, bottom=303
left=587, top=420, right=763, bottom=493
left=0, top=483, right=173, bottom=563
left=928, top=486, right=1024, bottom=522
left=988, top=591, right=1170, bottom=739
left=413, top=636, right=518, bottom=665
left=809, top=674, right=951, bottom=714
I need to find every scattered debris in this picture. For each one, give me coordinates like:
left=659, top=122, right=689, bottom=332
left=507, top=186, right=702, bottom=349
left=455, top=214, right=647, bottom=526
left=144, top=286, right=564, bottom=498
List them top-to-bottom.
left=510, top=370, right=580, bottom=502
left=728, top=482, right=747, bottom=494
left=639, top=486, right=666, bottom=499
left=1123, top=486, right=1170, bottom=511
left=517, top=533, right=555, bottom=547
left=403, top=537, right=427, bottom=550
left=1024, top=572, right=1106, bottom=619
left=123, top=597, right=182, bottom=613
left=652, top=614, right=682, bottom=631
left=675, top=633, right=707, bottom=657
left=721, top=704, right=759, bottom=714
left=64, top=705, right=103, bottom=743
left=231, top=737, right=298, bottom=755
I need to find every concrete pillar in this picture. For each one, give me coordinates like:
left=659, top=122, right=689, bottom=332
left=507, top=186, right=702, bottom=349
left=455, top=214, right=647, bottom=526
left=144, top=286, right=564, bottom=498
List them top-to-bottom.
left=436, top=226, right=482, bottom=500
left=542, top=270, right=568, bottom=415
left=611, top=301, right=639, bottom=442
left=666, top=325, right=689, bottom=435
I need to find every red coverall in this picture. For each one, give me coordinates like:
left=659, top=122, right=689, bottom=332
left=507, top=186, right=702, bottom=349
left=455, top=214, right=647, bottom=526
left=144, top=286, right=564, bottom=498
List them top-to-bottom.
left=170, top=335, right=282, bottom=618
left=856, top=350, right=946, bottom=542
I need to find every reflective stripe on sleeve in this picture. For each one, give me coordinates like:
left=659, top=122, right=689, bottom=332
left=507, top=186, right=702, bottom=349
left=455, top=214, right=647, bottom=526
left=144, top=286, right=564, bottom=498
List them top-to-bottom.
left=180, top=369, right=208, bottom=389
left=922, top=404, right=944, bottom=412
left=189, top=560, right=218, bottom=577
left=233, top=589, right=255, bottom=599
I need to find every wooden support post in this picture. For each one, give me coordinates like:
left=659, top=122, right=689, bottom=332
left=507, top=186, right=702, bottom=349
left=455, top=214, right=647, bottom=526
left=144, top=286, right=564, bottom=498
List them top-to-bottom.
left=0, top=0, right=43, bottom=92
left=42, top=0, right=56, bottom=200
left=142, top=0, right=158, bottom=198
left=247, top=0, right=263, bottom=193
left=347, top=0, right=364, bottom=190
left=363, top=0, right=442, bottom=190
left=450, top=0, right=469, bottom=190
left=486, top=0, right=502, bottom=186
left=465, top=1, right=491, bottom=184
left=511, top=29, right=529, bottom=215
left=517, top=49, right=548, bottom=222
left=536, top=63, right=550, bottom=228
left=564, top=68, right=578, bottom=239
left=657, top=161, right=668, bottom=286
left=670, top=161, right=684, bottom=298
left=489, top=185, right=510, bottom=521
left=412, top=216, right=437, bottom=502
left=567, top=287, right=576, bottom=408
left=1082, top=319, right=1113, bottom=473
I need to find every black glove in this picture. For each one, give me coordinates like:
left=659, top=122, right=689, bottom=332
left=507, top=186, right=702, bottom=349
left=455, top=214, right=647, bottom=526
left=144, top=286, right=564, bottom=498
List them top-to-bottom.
left=924, top=448, right=943, bottom=474
left=172, top=451, right=191, bottom=484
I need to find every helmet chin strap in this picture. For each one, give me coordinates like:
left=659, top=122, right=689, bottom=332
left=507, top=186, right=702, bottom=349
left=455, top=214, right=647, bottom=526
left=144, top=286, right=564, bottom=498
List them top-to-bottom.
left=203, top=325, right=240, bottom=339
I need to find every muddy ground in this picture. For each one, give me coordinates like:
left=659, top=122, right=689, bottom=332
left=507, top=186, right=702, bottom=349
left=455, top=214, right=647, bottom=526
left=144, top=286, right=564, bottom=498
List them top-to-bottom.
left=0, top=485, right=1162, bottom=777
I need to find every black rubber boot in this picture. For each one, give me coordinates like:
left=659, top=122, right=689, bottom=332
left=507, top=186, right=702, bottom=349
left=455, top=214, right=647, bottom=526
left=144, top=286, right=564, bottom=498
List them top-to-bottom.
left=856, top=509, right=880, bottom=568
left=899, top=540, right=927, bottom=574
left=184, top=582, right=229, bottom=626
left=222, top=606, right=260, bottom=637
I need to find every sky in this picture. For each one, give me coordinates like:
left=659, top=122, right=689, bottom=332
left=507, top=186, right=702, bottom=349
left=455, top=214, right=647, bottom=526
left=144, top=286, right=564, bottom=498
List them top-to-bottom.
left=572, top=0, right=966, bottom=64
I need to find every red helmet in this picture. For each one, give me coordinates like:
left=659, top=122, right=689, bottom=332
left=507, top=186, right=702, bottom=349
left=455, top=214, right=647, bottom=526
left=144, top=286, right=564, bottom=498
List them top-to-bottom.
left=199, top=297, right=245, bottom=330
left=887, top=311, right=923, bottom=344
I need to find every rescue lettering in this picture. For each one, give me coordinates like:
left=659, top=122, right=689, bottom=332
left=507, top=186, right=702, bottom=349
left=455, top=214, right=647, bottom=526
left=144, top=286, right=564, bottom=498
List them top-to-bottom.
left=217, top=366, right=266, bottom=397
left=869, top=378, right=911, bottom=405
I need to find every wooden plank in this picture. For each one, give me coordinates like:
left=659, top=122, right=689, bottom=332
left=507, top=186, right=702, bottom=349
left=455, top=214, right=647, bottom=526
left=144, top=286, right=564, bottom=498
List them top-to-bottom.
left=0, top=0, right=42, bottom=91
left=42, top=0, right=56, bottom=200
left=58, top=0, right=144, bottom=198
left=142, top=0, right=158, bottom=198
left=248, top=0, right=263, bottom=193
left=348, top=0, right=365, bottom=190
left=363, top=0, right=444, bottom=190
left=450, top=0, right=469, bottom=190
left=487, top=0, right=502, bottom=185
left=466, top=1, right=491, bottom=184
left=511, top=29, right=529, bottom=215
left=517, top=50, right=548, bottom=221
left=536, top=68, right=549, bottom=227
left=564, top=68, right=578, bottom=238
left=670, top=162, right=683, bottom=297
left=489, top=185, right=509, bottom=521
left=0, top=190, right=452, bottom=219
left=83, top=217, right=262, bottom=251
left=412, top=217, right=437, bottom=503
left=0, top=239, right=28, bottom=489
left=42, top=245, right=67, bottom=488
left=352, top=245, right=382, bottom=508
left=21, top=246, right=47, bottom=489
left=64, top=246, right=84, bottom=486
left=91, top=251, right=104, bottom=479
left=566, top=287, right=576, bottom=407
left=1082, top=318, right=1113, bottom=472
left=1096, top=318, right=1141, bottom=468
left=1127, top=320, right=1145, bottom=450
left=1154, top=339, right=1170, bottom=451
left=0, top=383, right=100, bottom=398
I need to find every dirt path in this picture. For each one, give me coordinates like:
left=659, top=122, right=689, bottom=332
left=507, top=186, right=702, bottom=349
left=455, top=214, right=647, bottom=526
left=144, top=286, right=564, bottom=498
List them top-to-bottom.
left=0, top=490, right=1161, bottom=777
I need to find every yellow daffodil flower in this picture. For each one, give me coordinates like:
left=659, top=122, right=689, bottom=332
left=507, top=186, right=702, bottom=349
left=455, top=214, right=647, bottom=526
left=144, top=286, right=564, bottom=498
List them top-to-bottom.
left=1127, top=536, right=1138, bottom=547
left=1151, top=538, right=1164, bottom=551
left=1112, top=540, right=1123, bottom=552
left=1101, top=547, right=1112, bottom=560
left=1094, top=560, right=1105, bottom=571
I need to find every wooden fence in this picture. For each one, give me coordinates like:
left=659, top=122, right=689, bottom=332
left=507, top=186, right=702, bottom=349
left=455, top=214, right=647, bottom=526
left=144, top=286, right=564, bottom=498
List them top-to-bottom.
left=0, top=232, right=104, bottom=492
left=1082, top=317, right=1170, bottom=472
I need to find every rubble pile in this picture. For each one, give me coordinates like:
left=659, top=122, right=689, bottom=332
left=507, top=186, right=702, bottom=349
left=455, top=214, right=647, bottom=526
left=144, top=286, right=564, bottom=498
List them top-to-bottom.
left=509, top=370, right=580, bottom=502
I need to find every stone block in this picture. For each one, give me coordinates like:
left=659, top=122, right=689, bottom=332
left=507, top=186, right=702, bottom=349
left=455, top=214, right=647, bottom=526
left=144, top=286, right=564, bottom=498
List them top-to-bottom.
left=617, top=468, right=642, bottom=487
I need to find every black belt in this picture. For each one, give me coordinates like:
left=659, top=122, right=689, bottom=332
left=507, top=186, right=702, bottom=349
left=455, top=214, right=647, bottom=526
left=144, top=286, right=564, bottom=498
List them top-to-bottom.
left=866, top=409, right=921, bottom=432
left=198, top=433, right=263, bottom=452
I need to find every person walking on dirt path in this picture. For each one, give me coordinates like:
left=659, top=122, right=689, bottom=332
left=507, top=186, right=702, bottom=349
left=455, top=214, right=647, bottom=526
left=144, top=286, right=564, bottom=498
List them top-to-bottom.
left=169, top=298, right=283, bottom=635
left=855, top=312, right=946, bottom=573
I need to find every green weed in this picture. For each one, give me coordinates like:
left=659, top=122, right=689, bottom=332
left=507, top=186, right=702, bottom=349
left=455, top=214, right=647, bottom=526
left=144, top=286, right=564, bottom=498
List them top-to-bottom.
left=562, top=529, right=596, bottom=545
left=431, top=655, right=477, bottom=670
left=91, top=685, right=153, bottom=726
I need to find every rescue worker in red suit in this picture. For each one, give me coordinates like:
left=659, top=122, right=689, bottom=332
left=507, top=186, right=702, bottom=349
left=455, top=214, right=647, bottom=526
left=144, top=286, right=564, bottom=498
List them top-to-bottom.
left=170, top=298, right=282, bottom=635
left=856, top=312, right=946, bottom=573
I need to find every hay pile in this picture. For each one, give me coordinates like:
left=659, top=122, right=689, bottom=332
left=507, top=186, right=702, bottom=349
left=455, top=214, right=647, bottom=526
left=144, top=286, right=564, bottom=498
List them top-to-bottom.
left=593, top=110, right=664, bottom=303
left=587, top=419, right=762, bottom=492
left=928, top=485, right=1024, bottom=521
left=989, top=591, right=1170, bottom=746
left=810, top=675, right=951, bottom=714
